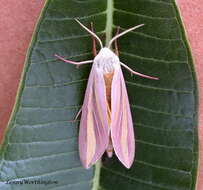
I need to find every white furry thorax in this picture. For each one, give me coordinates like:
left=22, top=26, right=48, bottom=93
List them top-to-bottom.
left=93, top=48, right=120, bottom=73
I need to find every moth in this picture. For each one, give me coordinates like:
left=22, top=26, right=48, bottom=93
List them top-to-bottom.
left=55, top=19, right=158, bottom=169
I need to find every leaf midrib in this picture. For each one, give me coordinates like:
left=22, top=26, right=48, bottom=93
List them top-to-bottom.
left=92, top=0, right=114, bottom=189
left=105, top=0, right=114, bottom=46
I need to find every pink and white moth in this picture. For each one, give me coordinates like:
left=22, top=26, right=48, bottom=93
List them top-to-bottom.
left=55, top=19, right=158, bottom=169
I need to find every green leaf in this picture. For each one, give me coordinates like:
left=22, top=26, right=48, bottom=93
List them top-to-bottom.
left=0, top=0, right=198, bottom=190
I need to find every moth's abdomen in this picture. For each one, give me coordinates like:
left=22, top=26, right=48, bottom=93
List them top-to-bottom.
left=104, top=72, right=114, bottom=107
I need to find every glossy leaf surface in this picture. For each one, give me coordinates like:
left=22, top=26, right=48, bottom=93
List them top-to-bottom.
left=0, top=0, right=198, bottom=190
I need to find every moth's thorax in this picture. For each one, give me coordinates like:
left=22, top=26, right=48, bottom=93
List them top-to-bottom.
left=94, top=48, right=120, bottom=73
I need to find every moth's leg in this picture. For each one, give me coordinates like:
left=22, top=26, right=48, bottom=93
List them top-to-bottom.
left=90, top=22, right=97, bottom=57
left=114, top=26, right=120, bottom=56
left=55, top=54, right=93, bottom=65
left=120, top=62, right=159, bottom=80
left=74, top=107, right=82, bottom=121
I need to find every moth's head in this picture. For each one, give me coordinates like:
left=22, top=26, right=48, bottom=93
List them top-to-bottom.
left=94, top=47, right=119, bottom=61
left=96, top=47, right=117, bottom=58
left=94, top=48, right=120, bottom=73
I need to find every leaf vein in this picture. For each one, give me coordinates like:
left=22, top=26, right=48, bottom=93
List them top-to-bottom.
left=145, top=0, right=172, bottom=5
left=114, top=8, right=175, bottom=20
left=45, top=11, right=107, bottom=21
left=113, top=25, right=181, bottom=41
left=38, top=31, right=105, bottom=43
left=120, top=51, right=187, bottom=64
left=31, top=52, right=92, bottom=65
left=25, top=78, right=88, bottom=88
left=126, top=81, right=192, bottom=93
left=131, top=104, right=193, bottom=118
left=21, top=105, right=81, bottom=110
left=15, top=119, right=79, bottom=127
left=135, top=122, right=193, bottom=132
left=9, top=137, right=77, bottom=145
left=135, top=139, right=192, bottom=150
left=5, top=150, right=78, bottom=163
left=135, top=160, right=191, bottom=174
left=1, top=166, right=84, bottom=182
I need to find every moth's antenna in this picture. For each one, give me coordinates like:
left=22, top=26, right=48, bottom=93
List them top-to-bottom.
left=75, top=19, right=103, bottom=48
left=108, top=24, right=144, bottom=48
